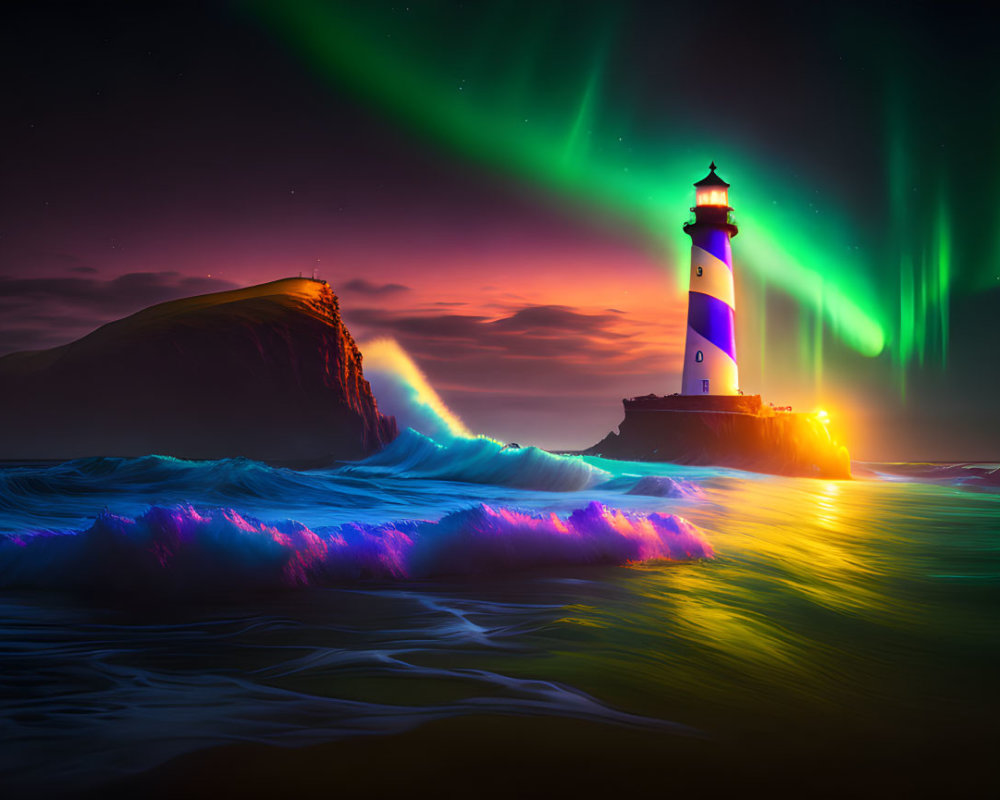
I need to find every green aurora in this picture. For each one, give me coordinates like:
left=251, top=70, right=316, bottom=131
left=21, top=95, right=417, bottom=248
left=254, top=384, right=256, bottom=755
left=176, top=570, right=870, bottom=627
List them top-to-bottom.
left=248, top=0, right=999, bottom=401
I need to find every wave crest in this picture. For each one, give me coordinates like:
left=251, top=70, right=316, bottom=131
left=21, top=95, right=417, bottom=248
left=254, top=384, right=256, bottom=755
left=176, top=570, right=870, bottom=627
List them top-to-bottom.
left=344, top=429, right=609, bottom=492
left=0, top=502, right=712, bottom=592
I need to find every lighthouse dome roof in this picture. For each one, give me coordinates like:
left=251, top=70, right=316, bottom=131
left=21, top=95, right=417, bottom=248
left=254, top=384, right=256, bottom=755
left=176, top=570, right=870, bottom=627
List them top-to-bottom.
left=694, top=162, right=730, bottom=188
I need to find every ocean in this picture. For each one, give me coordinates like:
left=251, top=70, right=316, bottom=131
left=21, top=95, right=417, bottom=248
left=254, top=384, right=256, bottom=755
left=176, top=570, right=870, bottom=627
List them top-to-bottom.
left=0, top=402, right=997, bottom=796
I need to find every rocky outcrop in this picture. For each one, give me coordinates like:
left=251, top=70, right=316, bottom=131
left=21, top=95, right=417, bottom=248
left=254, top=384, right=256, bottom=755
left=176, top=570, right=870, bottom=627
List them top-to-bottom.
left=0, top=278, right=397, bottom=464
left=586, top=395, right=851, bottom=479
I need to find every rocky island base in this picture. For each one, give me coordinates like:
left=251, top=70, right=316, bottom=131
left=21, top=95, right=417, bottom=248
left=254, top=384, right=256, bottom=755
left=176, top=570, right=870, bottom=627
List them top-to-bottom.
left=586, top=394, right=851, bottom=479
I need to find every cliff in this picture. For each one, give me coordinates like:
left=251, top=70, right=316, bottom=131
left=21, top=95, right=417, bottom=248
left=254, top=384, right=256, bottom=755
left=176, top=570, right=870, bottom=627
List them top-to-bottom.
left=0, top=278, right=397, bottom=463
left=586, top=395, right=851, bottom=479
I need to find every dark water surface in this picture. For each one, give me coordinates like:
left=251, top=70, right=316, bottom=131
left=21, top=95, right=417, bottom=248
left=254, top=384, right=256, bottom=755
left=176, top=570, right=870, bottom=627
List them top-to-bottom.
left=1, top=438, right=997, bottom=796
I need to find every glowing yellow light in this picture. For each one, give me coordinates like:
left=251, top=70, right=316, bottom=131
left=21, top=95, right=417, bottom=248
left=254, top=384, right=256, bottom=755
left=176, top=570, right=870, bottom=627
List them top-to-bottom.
left=696, top=188, right=729, bottom=207
left=815, top=409, right=830, bottom=424
left=815, top=480, right=840, bottom=528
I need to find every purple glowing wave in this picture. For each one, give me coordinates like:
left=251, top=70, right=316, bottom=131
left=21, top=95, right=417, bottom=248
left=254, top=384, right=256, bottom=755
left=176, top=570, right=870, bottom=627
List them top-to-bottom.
left=0, top=502, right=713, bottom=592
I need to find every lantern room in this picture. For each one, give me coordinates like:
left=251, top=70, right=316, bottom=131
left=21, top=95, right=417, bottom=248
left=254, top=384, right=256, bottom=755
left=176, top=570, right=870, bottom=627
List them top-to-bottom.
left=694, top=162, right=730, bottom=207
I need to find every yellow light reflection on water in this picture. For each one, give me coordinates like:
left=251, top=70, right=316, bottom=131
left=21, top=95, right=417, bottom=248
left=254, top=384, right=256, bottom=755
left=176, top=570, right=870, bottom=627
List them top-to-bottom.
left=536, top=469, right=1000, bottom=729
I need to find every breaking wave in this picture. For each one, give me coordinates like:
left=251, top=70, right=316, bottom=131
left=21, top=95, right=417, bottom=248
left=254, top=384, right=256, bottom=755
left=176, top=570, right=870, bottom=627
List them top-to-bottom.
left=359, top=337, right=472, bottom=439
left=356, top=339, right=608, bottom=491
left=345, top=428, right=609, bottom=492
left=0, top=502, right=712, bottom=593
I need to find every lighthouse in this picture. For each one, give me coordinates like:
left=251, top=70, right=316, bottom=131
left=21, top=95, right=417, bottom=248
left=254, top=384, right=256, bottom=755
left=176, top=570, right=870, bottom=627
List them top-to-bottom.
left=586, top=162, right=851, bottom=477
left=680, top=163, right=739, bottom=396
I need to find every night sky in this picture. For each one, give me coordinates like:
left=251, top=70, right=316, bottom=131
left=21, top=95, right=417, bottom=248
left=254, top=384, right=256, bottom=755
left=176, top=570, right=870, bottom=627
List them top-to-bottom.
left=2, top=1, right=998, bottom=459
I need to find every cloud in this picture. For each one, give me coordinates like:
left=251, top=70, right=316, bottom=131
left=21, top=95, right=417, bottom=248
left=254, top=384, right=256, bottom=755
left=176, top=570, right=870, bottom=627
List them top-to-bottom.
left=0, top=272, right=240, bottom=355
left=0, top=272, right=239, bottom=313
left=337, top=278, right=410, bottom=296
left=343, top=303, right=684, bottom=407
left=491, top=305, right=631, bottom=337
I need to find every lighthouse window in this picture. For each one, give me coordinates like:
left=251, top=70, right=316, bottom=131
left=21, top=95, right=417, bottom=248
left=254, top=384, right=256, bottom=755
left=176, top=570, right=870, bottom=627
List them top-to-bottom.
left=696, top=266, right=703, bottom=277
left=695, top=350, right=704, bottom=362
left=702, top=379, right=710, bottom=393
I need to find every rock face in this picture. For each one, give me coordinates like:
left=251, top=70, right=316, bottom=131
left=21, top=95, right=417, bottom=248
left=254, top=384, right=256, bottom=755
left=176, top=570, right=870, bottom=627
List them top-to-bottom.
left=0, top=278, right=397, bottom=464
left=586, top=394, right=851, bottom=479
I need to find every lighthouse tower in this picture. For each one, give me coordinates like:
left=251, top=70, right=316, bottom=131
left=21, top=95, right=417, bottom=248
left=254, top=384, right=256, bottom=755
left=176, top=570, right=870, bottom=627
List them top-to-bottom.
left=680, top=163, right=739, bottom=396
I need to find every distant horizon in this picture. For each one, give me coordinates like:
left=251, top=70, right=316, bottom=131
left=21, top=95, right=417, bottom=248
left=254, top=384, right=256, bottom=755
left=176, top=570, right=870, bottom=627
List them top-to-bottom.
left=0, top=273, right=994, bottom=464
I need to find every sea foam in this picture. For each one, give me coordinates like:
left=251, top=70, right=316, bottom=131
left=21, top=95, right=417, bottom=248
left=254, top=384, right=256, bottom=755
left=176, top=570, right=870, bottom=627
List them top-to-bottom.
left=359, top=337, right=472, bottom=440
left=334, top=338, right=610, bottom=492
left=345, top=428, right=609, bottom=492
left=625, top=475, right=705, bottom=498
left=0, top=502, right=712, bottom=592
